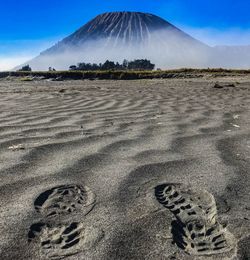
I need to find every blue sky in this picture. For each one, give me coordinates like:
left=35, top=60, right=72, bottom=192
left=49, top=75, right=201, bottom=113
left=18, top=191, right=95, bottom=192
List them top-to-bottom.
left=1, top=0, right=250, bottom=70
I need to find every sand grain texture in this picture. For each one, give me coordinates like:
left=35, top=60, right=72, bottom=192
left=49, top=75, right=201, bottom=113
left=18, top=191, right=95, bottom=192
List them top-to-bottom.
left=0, top=77, right=249, bottom=259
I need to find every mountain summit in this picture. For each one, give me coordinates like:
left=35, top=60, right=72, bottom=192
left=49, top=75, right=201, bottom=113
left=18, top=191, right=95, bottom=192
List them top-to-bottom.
left=20, top=12, right=250, bottom=70
left=42, top=12, right=205, bottom=55
left=52, top=12, right=199, bottom=47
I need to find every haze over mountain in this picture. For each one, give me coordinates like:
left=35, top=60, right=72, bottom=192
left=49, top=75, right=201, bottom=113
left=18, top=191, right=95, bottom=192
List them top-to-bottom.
left=18, top=12, right=250, bottom=70
left=46, top=12, right=206, bottom=50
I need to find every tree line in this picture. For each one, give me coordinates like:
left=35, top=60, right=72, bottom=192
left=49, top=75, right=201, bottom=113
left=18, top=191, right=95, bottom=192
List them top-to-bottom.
left=18, top=59, right=155, bottom=72
left=69, top=59, right=155, bottom=71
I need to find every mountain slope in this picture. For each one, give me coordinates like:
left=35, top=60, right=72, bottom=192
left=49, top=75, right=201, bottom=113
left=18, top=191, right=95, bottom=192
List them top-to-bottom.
left=21, top=12, right=250, bottom=70
left=44, top=12, right=205, bottom=53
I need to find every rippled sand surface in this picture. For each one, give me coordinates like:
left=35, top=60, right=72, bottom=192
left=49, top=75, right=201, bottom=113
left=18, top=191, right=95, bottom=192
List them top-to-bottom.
left=0, top=78, right=249, bottom=259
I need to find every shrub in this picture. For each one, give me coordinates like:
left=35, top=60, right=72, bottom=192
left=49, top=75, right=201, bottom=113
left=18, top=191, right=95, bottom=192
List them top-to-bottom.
left=69, top=59, right=155, bottom=71
left=18, top=65, right=32, bottom=72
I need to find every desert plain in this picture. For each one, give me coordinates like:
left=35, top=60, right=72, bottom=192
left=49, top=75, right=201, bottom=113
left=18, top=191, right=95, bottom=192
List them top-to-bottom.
left=0, top=76, right=249, bottom=260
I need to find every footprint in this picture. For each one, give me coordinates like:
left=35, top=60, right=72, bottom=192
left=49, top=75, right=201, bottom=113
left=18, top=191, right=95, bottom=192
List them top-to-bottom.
left=28, top=184, right=98, bottom=259
left=34, top=184, right=95, bottom=218
left=155, top=184, right=235, bottom=256
left=28, top=222, right=85, bottom=259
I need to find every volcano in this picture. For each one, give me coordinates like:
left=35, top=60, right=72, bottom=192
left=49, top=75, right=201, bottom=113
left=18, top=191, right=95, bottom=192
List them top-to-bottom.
left=19, top=12, right=213, bottom=70
left=46, top=12, right=205, bottom=49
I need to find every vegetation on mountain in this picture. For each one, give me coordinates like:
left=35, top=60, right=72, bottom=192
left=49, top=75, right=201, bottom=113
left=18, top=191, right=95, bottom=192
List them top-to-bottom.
left=69, top=59, right=155, bottom=71
left=18, top=65, right=32, bottom=72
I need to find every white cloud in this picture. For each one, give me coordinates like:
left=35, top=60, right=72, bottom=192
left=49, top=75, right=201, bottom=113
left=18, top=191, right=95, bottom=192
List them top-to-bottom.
left=180, top=26, right=250, bottom=46
left=2, top=27, right=250, bottom=71
left=0, top=37, right=64, bottom=71
left=0, top=56, right=34, bottom=71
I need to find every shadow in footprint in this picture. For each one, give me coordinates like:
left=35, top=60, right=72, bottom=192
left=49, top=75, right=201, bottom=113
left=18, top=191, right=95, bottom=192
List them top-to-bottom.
left=171, top=220, right=187, bottom=250
left=28, top=222, right=46, bottom=242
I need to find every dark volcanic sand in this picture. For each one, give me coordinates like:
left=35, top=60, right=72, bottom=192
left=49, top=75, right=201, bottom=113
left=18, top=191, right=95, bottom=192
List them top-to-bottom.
left=0, top=77, right=249, bottom=259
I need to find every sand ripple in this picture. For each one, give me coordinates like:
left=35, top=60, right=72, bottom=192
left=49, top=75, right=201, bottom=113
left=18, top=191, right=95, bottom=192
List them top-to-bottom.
left=0, top=78, right=249, bottom=259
